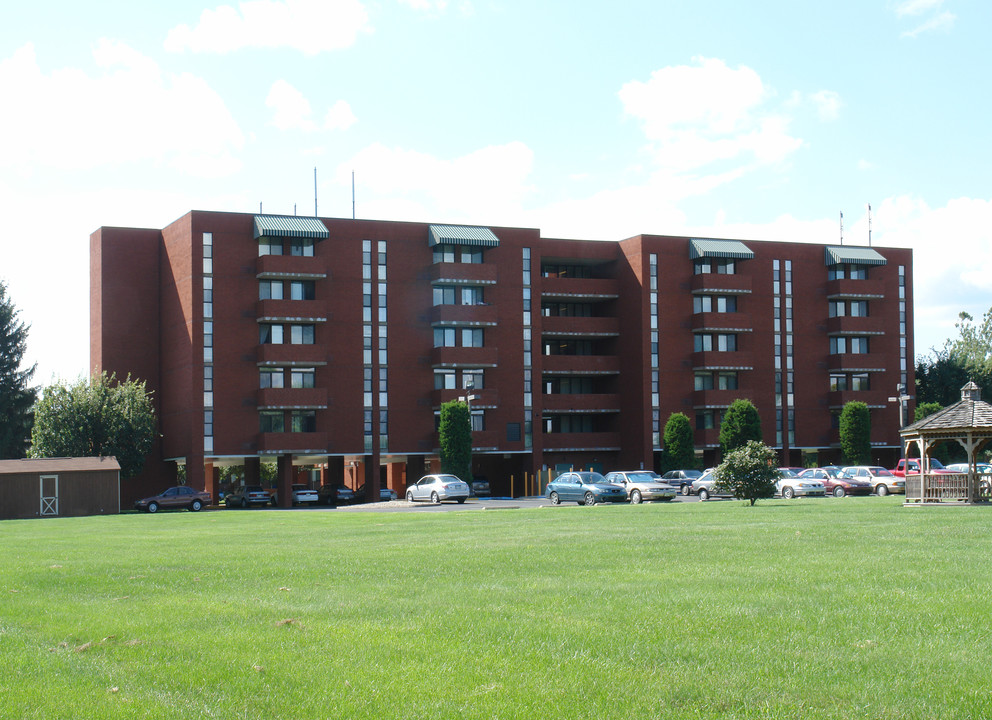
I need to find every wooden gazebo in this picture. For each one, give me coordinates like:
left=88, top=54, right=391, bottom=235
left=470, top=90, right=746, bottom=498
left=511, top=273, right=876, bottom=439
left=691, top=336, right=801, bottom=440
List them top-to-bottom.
left=901, top=382, right=992, bottom=504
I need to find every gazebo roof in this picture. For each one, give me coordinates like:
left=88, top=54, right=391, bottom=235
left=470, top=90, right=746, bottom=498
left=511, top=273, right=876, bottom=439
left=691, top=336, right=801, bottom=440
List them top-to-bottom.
left=901, top=382, right=992, bottom=436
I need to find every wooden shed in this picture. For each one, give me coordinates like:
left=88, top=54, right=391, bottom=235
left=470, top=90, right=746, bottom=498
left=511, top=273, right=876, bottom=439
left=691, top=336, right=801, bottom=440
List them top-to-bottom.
left=0, top=457, right=121, bottom=520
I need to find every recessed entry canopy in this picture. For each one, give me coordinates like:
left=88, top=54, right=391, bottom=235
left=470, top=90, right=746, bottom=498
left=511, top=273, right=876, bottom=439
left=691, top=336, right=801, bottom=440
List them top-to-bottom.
left=253, top=215, right=330, bottom=240
left=428, top=224, right=500, bottom=248
left=689, top=238, right=755, bottom=260
left=824, top=246, right=887, bottom=266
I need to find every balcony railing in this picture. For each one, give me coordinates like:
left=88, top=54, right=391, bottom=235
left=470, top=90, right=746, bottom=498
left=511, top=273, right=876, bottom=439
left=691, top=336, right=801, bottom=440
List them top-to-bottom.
left=256, top=254, right=327, bottom=278
left=429, top=262, right=498, bottom=285
left=690, top=273, right=753, bottom=294
left=539, top=277, right=619, bottom=300
left=825, top=279, right=884, bottom=299
left=256, top=299, right=326, bottom=321
left=430, top=304, right=498, bottom=327
left=691, top=312, right=752, bottom=332
left=539, top=316, right=619, bottom=338
left=826, top=316, right=885, bottom=335
left=257, top=344, right=329, bottom=365
left=430, top=346, right=499, bottom=368
left=691, top=350, right=754, bottom=370
left=826, top=354, right=885, bottom=372
left=540, top=355, right=621, bottom=375
left=257, top=387, right=328, bottom=409
left=431, top=388, right=499, bottom=408
left=692, top=389, right=746, bottom=408
left=541, top=393, right=620, bottom=412
left=257, top=431, right=329, bottom=453
left=541, top=432, right=621, bottom=451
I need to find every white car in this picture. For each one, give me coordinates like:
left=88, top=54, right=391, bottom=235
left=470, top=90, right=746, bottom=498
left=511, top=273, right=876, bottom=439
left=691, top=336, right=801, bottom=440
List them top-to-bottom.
left=841, top=466, right=905, bottom=496
left=603, top=471, right=677, bottom=503
left=405, top=474, right=470, bottom=504
left=775, top=474, right=826, bottom=499
left=291, top=484, right=319, bottom=505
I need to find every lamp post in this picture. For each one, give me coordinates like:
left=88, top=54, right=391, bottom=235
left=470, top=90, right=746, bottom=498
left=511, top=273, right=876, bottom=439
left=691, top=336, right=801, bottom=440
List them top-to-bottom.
left=888, top=383, right=911, bottom=460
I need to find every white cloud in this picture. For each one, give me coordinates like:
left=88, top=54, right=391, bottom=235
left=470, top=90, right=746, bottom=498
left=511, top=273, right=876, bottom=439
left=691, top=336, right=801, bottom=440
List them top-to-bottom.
left=165, top=0, right=372, bottom=55
left=894, top=0, right=946, bottom=17
left=894, top=0, right=955, bottom=36
left=901, top=11, right=955, bottom=37
left=0, top=42, right=244, bottom=177
left=618, top=57, right=804, bottom=177
left=266, top=79, right=316, bottom=130
left=810, top=90, right=842, bottom=121
left=324, top=100, right=357, bottom=131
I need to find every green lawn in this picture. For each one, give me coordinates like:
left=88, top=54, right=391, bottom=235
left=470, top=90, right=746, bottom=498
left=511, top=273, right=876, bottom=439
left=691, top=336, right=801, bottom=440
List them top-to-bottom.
left=2, top=498, right=991, bottom=719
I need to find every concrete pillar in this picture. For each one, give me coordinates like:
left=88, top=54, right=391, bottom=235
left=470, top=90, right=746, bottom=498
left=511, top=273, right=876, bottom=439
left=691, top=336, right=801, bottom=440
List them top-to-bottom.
left=276, top=454, right=294, bottom=508
left=323, top=456, right=345, bottom=487
left=244, top=457, right=261, bottom=486
left=385, top=462, right=405, bottom=495
left=203, top=463, right=218, bottom=504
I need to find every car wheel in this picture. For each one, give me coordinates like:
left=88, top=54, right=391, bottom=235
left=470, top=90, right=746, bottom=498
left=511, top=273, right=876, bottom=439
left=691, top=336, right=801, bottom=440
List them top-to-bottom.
left=680, top=483, right=690, bottom=496
left=876, top=484, right=889, bottom=497
left=783, top=486, right=795, bottom=500
left=833, top=486, right=846, bottom=498
left=698, top=488, right=709, bottom=501
left=631, top=489, right=642, bottom=504
left=406, top=490, right=415, bottom=502
left=430, top=491, right=440, bottom=505
left=549, top=491, right=560, bottom=505
left=584, top=491, right=597, bottom=506
left=270, top=496, right=278, bottom=507
left=241, top=497, right=248, bottom=508
left=457, top=498, right=466, bottom=504
left=190, top=499, right=202, bottom=512
left=147, top=501, right=159, bottom=514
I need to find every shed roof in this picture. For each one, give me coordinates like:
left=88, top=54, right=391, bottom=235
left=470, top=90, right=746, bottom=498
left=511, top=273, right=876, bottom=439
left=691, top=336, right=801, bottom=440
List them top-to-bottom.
left=0, top=457, right=121, bottom=475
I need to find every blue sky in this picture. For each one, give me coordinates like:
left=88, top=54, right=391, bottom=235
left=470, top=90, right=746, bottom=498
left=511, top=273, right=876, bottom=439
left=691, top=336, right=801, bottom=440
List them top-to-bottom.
left=2, top=0, right=990, bottom=383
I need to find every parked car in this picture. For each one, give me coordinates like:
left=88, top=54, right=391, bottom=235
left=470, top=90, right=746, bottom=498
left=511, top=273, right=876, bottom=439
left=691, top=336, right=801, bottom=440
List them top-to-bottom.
left=891, top=457, right=956, bottom=477
left=943, top=463, right=992, bottom=474
left=841, top=466, right=905, bottom=496
left=796, top=467, right=872, bottom=497
left=660, top=469, right=703, bottom=496
left=690, top=470, right=734, bottom=501
left=546, top=471, right=627, bottom=506
left=603, top=471, right=677, bottom=503
left=775, top=473, right=825, bottom=499
left=406, top=474, right=470, bottom=504
left=471, top=477, right=491, bottom=497
left=356, top=482, right=398, bottom=502
left=318, top=483, right=356, bottom=506
left=291, top=484, right=319, bottom=505
left=225, top=485, right=276, bottom=508
left=135, top=486, right=211, bottom=513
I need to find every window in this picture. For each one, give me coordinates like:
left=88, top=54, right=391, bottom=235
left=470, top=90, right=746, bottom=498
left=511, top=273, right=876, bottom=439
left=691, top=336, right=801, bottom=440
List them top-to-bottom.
left=258, top=238, right=283, bottom=256
left=289, top=239, right=314, bottom=257
left=432, top=244, right=456, bottom=263
left=461, top=247, right=483, bottom=264
left=694, top=258, right=735, bottom=275
left=541, top=263, right=591, bottom=278
left=828, top=264, right=869, bottom=281
left=259, top=280, right=283, bottom=300
left=290, top=280, right=315, bottom=301
left=433, top=286, right=456, bottom=306
left=462, top=286, right=484, bottom=305
left=693, top=295, right=737, bottom=313
left=828, top=301, right=846, bottom=318
left=850, top=301, right=868, bottom=317
left=260, top=324, right=284, bottom=344
left=290, top=324, right=315, bottom=344
left=433, top=328, right=456, bottom=347
left=462, top=328, right=484, bottom=347
left=694, top=334, right=736, bottom=352
left=830, top=336, right=869, bottom=354
left=543, top=339, right=594, bottom=356
left=260, top=368, right=284, bottom=388
left=291, top=368, right=315, bottom=389
left=434, top=369, right=456, bottom=389
left=462, top=369, right=484, bottom=389
left=694, top=372, right=714, bottom=391
left=718, top=372, right=738, bottom=390
left=851, top=372, right=870, bottom=391
left=829, top=373, right=848, bottom=392
left=291, top=410, right=316, bottom=432
left=695, top=410, right=719, bottom=430
left=259, top=411, right=284, bottom=433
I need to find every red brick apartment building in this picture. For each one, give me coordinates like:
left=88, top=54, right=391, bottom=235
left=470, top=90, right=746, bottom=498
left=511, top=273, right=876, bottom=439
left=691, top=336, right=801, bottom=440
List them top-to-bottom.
left=91, top=211, right=913, bottom=505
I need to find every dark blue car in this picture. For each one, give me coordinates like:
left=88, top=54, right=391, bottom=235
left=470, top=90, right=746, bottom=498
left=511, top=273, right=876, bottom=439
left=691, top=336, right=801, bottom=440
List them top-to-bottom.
left=546, top=471, right=627, bottom=506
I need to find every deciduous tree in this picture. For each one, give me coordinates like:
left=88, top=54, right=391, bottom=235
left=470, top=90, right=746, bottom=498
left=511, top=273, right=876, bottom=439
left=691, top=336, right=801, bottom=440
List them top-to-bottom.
left=0, top=280, right=37, bottom=458
left=30, top=372, right=156, bottom=479
left=713, top=440, right=778, bottom=506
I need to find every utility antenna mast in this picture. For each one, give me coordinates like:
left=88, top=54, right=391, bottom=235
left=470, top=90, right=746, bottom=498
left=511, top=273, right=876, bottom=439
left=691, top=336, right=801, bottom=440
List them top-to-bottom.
left=314, top=167, right=318, bottom=217
left=352, top=171, right=356, bottom=220
left=867, top=203, right=872, bottom=246
left=839, top=211, right=844, bottom=245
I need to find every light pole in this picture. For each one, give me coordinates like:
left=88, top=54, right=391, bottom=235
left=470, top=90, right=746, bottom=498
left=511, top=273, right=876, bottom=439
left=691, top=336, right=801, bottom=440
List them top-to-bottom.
left=888, top=383, right=911, bottom=460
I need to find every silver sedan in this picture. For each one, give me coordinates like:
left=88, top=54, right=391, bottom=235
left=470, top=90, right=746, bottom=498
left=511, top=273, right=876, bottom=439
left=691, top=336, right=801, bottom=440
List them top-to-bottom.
left=405, top=474, right=470, bottom=504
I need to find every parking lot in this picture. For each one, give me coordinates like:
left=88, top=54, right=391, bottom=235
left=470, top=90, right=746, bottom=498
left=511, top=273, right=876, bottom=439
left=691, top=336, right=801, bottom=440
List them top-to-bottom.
left=260, top=494, right=706, bottom=512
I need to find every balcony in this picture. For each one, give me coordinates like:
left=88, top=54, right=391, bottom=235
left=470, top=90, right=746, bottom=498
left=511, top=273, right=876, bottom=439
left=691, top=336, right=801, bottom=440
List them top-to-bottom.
left=256, top=254, right=327, bottom=278
left=429, top=262, right=498, bottom=286
left=690, top=274, right=752, bottom=294
left=540, top=277, right=619, bottom=301
left=826, top=279, right=884, bottom=299
left=256, top=299, right=326, bottom=321
left=430, top=304, right=498, bottom=327
left=691, top=312, right=752, bottom=332
left=540, top=315, right=619, bottom=338
left=826, top=316, right=885, bottom=336
left=257, top=344, right=329, bottom=366
left=430, top=346, right=499, bottom=368
left=691, top=351, right=754, bottom=370
left=826, top=354, right=886, bottom=372
left=540, top=355, right=621, bottom=375
left=257, top=387, right=328, bottom=409
left=431, top=387, right=499, bottom=408
left=692, top=389, right=746, bottom=408
left=827, top=389, right=887, bottom=408
left=541, top=393, right=620, bottom=413
left=696, top=428, right=721, bottom=447
left=470, top=430, right=499, bottom=451
left=257, top=432, right=329, bottom=454
left=541, top=432, right=621, bottom=451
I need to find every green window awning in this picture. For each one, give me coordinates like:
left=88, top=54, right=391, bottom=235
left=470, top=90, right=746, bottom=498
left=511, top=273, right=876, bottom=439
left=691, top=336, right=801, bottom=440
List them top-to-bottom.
left=253, top=215, right=329, bottom=240
left=428, top=225, right=500, bottom=248
left=689, top=238, right=755, bottom=260
left=825, top=246, right=887, bottom=266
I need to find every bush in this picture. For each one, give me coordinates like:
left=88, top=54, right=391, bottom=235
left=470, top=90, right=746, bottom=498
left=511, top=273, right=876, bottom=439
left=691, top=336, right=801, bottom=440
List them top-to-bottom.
left=714, top=440, right=778, bottom=506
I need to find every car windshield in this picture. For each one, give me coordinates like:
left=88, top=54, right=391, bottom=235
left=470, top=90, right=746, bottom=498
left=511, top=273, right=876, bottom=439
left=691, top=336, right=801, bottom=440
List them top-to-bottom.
left=683, top=470, right=703, bottom=478
left=575, top=472, right=608, bottom=483
left=625, top=472, right=658, bottom=482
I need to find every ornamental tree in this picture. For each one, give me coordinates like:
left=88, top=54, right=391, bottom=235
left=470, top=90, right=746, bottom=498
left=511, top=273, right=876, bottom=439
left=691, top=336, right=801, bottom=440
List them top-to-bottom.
left=0, top=280, right=37, bottom=458
left=30, top=372, right=156, bottom=479
left=439, top=399, right=472, bottom=483
left=719, top=399, right=762, bottom=456
left=839, top=401, right=872, bottom=466
left=663, top=412, right=695, bottom=470
left=713, top=440, right=779, bottom=506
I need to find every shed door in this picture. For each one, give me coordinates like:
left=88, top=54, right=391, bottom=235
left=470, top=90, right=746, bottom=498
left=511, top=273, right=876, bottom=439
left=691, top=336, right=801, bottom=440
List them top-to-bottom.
left=40, top=475, right=58, bottom=516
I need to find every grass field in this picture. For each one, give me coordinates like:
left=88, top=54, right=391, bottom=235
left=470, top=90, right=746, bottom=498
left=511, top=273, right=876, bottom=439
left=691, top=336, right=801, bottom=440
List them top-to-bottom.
left=2, top=498, right=992, bottom=719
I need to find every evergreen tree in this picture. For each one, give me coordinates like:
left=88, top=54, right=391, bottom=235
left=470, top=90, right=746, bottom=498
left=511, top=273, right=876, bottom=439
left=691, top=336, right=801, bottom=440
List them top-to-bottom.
left=0, top=280, right=37, bottom=458
left=31, top=372, right=156, bottom=478
left=719, top=399, right=762, bottom=456
left=439, top=400, right=472, bottom=483
left=839, top=401, right=871, bottom=466
left=663, top=412, right=696, bottom=470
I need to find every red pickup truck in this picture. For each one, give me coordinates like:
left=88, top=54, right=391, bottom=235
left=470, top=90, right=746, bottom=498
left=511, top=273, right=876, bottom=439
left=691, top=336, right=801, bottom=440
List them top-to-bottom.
left=891, top=458, right=955, bottom=477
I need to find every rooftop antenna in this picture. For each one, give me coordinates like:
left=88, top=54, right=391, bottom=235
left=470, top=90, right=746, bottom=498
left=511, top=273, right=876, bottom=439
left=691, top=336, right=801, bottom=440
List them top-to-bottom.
left=314, top=167, right=318, bottom=217
left=352, top=170, right=356, bottom=220
left=259, top=201, right=263, bottom=213
left=293, top=203, right=297, bottom=216
left=867, top=203, right=872, bottom=246
left=839, top=211, right=844, bottom=245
